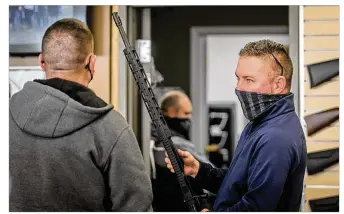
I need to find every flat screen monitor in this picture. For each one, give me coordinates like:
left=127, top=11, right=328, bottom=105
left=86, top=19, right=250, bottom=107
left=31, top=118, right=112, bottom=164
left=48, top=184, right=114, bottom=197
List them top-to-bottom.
left=9, top=5, right=87, bottom=54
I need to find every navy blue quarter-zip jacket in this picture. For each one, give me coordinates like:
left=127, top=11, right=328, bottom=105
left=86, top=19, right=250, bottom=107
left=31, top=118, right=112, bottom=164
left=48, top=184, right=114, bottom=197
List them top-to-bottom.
left=195, top=93, right=307, bottom=211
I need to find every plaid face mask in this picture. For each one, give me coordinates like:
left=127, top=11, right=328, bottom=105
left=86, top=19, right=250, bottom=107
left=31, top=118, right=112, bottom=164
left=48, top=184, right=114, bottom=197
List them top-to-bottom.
left=235, top=89, right=288, bottom=121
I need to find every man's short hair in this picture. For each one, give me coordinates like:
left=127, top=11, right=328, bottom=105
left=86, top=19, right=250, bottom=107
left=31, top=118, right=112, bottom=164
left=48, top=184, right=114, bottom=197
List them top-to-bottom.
left=42, top=18, right=94, bottom=71
left=239, top=39, right=293, bottom=89
left=159, top=91, right=185, bottom=113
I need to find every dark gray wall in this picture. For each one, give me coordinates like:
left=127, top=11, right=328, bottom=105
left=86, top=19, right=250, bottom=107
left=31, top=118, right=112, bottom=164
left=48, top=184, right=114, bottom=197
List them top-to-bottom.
left=151, top=6, right=289, bottom=97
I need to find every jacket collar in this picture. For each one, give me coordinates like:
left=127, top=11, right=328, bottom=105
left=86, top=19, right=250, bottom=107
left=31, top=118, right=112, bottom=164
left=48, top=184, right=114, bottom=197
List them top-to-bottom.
left=253, top=92, right=295, bottom=125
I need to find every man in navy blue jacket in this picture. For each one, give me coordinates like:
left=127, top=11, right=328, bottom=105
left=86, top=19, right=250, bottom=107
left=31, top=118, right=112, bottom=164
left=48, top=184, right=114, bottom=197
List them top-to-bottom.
left=165, top=39, right=307, bottom=211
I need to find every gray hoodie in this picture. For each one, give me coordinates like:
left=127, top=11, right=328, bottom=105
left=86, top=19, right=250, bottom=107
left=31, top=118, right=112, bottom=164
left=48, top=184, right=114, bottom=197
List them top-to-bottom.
left=9, top=80, right=153, bottom=211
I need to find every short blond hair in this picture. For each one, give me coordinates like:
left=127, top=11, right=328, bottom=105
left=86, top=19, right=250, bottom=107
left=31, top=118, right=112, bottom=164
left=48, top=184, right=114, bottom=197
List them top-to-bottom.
left=239, top=39, right=293, bottom=89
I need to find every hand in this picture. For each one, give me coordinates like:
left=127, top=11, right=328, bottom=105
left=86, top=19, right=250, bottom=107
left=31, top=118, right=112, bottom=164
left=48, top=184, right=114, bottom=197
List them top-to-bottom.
left=165, top=149, right=200, bottom=178
left=201, top=208, right=209, bottom=212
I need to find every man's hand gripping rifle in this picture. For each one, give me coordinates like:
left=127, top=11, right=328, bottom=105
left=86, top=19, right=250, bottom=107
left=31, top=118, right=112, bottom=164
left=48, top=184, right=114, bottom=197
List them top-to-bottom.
left=112, top=12, right=205, bottom=212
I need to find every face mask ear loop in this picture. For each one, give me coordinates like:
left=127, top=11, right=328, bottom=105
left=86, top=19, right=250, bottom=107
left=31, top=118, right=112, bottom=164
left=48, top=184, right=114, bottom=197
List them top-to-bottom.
left=85, top=56, right=93, bottom=82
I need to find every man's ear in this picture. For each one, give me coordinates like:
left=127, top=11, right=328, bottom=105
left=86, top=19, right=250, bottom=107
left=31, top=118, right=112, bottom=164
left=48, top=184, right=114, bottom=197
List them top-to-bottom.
left=38, top=53, right=46, bottom=72
left=89, top=54, right=97, bottom=74
left=273, top=76, right=287, bottom=93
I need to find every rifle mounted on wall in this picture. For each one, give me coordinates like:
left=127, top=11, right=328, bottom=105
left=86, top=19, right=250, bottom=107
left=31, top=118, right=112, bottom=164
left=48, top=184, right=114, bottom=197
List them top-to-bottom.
left=112, top=12, right=203, bottom=212
left=307, top=58, right=339, bottom=88
left=304, top=107, right=339, bottom=136
left=307, top=147, right=339, bottom=175
left=309, top=195, right=339, bottom=212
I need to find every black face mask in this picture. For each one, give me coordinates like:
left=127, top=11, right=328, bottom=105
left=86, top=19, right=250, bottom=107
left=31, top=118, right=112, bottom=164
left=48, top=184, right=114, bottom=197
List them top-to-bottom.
left=85, top=56, right=93, bottom=83
left=235, top=89, right=289, bottom=121
left=165, top=117, right=191, bottom=140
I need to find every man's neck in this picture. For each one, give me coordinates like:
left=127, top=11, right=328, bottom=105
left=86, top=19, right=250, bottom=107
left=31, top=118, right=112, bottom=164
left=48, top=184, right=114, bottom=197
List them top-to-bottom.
left=45, top=72, right=88, bottom=87
left=280, top=88, right=290, bottom=94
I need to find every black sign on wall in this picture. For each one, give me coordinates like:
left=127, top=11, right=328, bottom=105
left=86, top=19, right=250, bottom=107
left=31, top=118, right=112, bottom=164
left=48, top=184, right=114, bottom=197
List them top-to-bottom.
left=208, top=102, right=236, bottom=168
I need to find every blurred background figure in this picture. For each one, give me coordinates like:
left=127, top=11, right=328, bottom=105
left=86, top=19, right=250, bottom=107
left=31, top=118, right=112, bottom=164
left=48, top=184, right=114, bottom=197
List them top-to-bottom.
left=9, top=5, right=63, bottom=31
left=23, top=5, right=34, bottom=29
left=9, top=6, right=18, bottom=30
left=35, top=6, right=49, bottom=28
left=48, top=6, right=61, bottom=24
left=150, top=90, right=214, bottom=211
left=158, top=90, right=192, bottom=140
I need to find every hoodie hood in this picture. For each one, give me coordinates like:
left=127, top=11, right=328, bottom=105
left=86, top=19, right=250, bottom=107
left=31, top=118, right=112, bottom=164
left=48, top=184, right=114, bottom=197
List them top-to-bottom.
left=9, top=80, right=113, bottom=138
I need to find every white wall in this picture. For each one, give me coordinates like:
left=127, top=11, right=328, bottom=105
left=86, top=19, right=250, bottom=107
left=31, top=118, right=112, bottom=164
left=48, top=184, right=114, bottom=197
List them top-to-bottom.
left=206, top=34, right=289, bottom=143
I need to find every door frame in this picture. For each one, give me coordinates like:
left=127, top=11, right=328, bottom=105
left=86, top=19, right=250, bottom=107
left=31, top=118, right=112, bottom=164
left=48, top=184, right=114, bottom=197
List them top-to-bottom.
left=190, top=21, right=299, bottom=155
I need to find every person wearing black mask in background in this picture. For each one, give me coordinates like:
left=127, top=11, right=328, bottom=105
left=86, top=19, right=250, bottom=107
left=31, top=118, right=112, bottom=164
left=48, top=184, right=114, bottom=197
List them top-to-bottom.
left=150, top=90, right=213, bottom=211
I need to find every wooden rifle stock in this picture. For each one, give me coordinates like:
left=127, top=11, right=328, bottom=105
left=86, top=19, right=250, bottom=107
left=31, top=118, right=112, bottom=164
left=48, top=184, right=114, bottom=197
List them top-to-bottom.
left=304, top=107, right=339, bottom=136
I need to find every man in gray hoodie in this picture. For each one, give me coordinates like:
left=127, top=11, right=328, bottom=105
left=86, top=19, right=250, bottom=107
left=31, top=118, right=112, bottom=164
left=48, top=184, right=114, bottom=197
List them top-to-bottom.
left=9, top=18, right=153, bottom=211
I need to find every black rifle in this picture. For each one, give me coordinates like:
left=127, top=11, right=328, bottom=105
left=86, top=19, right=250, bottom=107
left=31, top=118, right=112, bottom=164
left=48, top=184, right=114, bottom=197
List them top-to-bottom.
left=112, top=12, right=202, bottom=212
left=307, top=58, right=339, bottom=88
left=304, top=107, right=339, bottom=136
left=307, top=147, right=339, bottom=175
left=309, top=195, right=339, bottom=212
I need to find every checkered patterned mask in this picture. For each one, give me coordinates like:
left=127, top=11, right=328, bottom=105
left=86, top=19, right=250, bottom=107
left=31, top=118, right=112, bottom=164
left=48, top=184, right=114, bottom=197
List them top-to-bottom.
left=235, top=89, right=288, bottom=121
